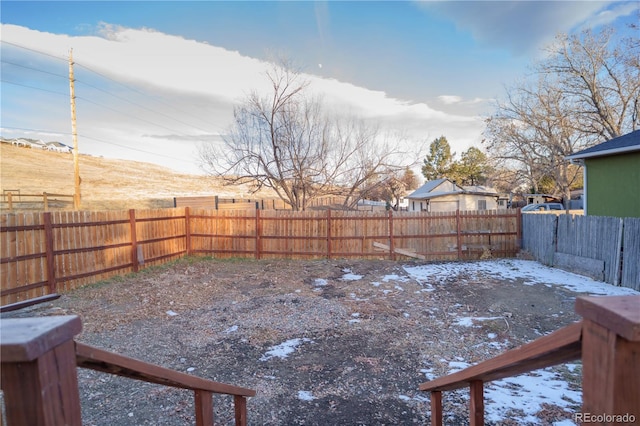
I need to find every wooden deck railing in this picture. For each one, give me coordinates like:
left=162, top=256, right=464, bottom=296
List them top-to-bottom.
left=419, top=295, right=640, bottom=426
left=1, top=315, right=256, bottom=426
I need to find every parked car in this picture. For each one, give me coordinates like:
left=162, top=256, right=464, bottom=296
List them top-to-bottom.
left=521, top=202, right=564, bottom=212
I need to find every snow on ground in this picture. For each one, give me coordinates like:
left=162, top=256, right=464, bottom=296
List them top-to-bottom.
left=266, top=259, right=637, bottom=425
left=402, top=259, right=638, bottom=425
left=403, top=259, right=639, bottom=296
left=259, top=338, right=314, bottom=361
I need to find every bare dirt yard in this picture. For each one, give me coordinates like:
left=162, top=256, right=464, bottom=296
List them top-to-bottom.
left=7, top=256, right=637, bottom=425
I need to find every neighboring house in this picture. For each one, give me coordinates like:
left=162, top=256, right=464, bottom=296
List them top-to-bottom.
left=566, top=130, right=640, bottom=218
left=29, top=140, right=48, bottom=150
left=46, top=141, right=72, bottom=153
left=406, top=178, right=499, bottom=212
left=522, top=194, right=561, bottom=205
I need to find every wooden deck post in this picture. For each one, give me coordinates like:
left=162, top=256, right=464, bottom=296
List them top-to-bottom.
left=576, top=295, right=640, bottom=423
left=1, top=315, right=83, bottom=425
left=469, top=380, right=484, bottom=426
left=194, top=389, right=214, bottom=426
left=430, top=390, right=443, bottom=426
left=234, top=395, right=249, bottom=426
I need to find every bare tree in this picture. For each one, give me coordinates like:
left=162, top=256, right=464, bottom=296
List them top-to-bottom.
left=484, top=25, right=638, bottom=205
left=541, top=27, right=640, bottom=139
left=199, top=62, right=410, bottom=210
left=484, top=76, right=587, bottom=205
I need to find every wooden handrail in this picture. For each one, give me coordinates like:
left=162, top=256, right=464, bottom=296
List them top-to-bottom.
left=420, top=295, right=640, bottom=426
left=0, top=316, right=255, bottom=426
left=419, top=321, right=582, bottom=392
left=76, top=341, right=255, bottom=396
left=75, top=342, right=255, bottom=426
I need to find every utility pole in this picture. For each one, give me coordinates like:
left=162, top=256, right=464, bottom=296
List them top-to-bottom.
left=69, top=48, right=81, bottom=210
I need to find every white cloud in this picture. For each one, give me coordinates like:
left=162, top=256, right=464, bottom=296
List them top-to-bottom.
left=1, top=23, right=487, bottom=172
left=438, top=95, right=463, bottom=105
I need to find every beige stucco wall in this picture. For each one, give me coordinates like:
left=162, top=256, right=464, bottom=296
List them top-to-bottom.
left=408, top=194, right=498, bottom=212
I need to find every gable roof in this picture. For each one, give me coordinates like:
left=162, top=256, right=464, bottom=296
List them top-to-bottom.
left=566, top=130, right=640, bottom=161
left=407, top=179, right=497, bottom=200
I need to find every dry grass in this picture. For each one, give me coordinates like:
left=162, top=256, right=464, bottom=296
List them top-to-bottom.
left=0, top=144, right=272, bottom=211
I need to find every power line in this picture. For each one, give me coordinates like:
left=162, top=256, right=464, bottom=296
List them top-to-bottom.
left=2, top=40, right=226, bottom=139
left=0, top=59, right=68, bottom=79
left=75, top=61, right=223, bottom=134
left=1, top=79, right=68, bottom=97
left=1, top=125, right=196, bottom=164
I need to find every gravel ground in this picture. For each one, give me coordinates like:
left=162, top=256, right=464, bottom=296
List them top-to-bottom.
left=2, top=257, right=585, bottom=425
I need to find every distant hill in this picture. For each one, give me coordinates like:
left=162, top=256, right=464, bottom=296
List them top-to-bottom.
left=0, top=143, right=269, bottom=211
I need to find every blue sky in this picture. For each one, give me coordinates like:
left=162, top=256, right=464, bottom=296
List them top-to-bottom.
left=1, top=1, right=638, bottom=174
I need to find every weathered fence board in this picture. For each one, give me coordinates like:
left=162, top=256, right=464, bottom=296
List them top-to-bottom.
left=1, top=208, right=520, bottom=305
left=523, top=213, right=638, bottom=289
left=522, top=214, right=557, bottom=265
left=556, top=215, right=623, bottom=285
left=622, top=218, right=640, bottom=290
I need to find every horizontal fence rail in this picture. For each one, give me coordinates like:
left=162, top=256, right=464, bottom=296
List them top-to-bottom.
left=1, top=192, right=74, bottom=211
left=1, top=208, right=520, bottom=305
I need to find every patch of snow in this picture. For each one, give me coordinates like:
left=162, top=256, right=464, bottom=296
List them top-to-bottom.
left=403, top=259, right=639, bottom=296
left=341, top=269, right=363, bottom=281
left=382, top=274, right=410, bottom=282
left=313, top=278, right=328, bottom=287
left=166, top=310, right=178, bottom=316
left=455, top=316, right=502, bottom=327
left=223, top=325, right=238, bottom=334
left=487, top=332, right=497, bottom=339
left=260, top=338, right=313, bottom=361
left=448, top=361, right=470, bottom=373
left=187, top=367, right=195, bottom=372
left=421, top=368, right=436, bottom=380
left=484, top=369, right=581, bottom=424
left=297, top=390, right=315, bottom=401
left=553, top=420, right=577, bottom=426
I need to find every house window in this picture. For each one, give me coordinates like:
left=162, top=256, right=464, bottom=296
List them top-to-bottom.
left=477, top=200, right=487, bottom=210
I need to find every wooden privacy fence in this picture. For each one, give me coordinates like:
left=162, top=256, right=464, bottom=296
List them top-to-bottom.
left=1, top=208, right=520, bottom=305
left=522, top=214, right=640, bottom=290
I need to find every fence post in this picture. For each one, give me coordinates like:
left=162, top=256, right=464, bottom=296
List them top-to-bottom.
left=43, top=192, right=49, bottom=211
left=185, top=207, right=191, bottom=256
left=129, top=209, right=139, bottom=272
left=255, top=209, right=261, bottom=259
left=326, top=209, right=332, bottom=259
left=388, top=210, right=395, bottom=261
left=456, top=210, right=462, bottom=260
left=43, top=212, right=56, bottom=294
left=576, top=295, right=640, bottom=421
left=0, top=315, right=83, bottom=425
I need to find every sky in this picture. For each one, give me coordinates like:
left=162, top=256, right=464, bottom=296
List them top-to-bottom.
left=1, top=1, right=638, bottom=175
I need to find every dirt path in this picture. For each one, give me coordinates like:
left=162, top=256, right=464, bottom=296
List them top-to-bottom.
left=4, top=258, right=589, bottom=425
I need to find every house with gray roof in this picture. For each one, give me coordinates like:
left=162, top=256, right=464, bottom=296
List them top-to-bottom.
left=566, top=129, right=640, bottom=217
left=406, top=178, right=501, bottom=212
